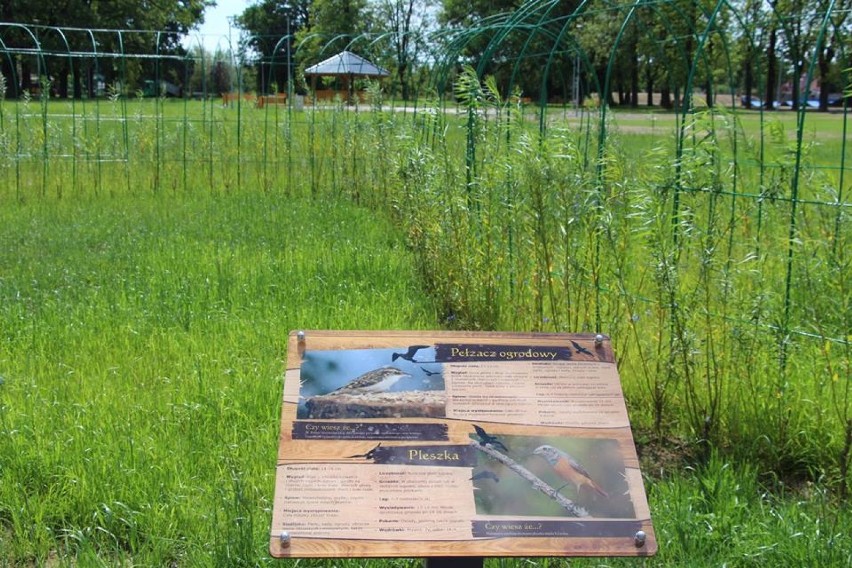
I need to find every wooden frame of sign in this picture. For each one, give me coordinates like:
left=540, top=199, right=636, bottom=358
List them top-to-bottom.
left=270, top=330, right=657, bottom=559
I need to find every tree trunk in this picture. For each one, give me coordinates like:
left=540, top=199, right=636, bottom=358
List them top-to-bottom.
left=764, top=26, right=777, bottom=109
left=705, top=39, right=713, bottom=108
left=743, top=46, right=754, bottom=108
left=818, top=46, right=832, bottom=112
left=631, top=49, right=639, bottom=108
left=20, top=59, right=33, bottom=97
left=397, top=61, right=408, bottom=101
left=57, top=62, right=69, bottom=98
left=256, top=62, right=266, bottom=94
left=73, top=64, right=83, bottom=99
left=646, top=65, right=653, bottom=107
left=87, top=66, right=95, bottom=98
left=597, top=67, right=615, bottom=107
left=661, top=85, right=671, bottom=109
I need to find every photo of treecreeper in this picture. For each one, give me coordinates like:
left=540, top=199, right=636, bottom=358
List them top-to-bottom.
left=297, top=346, right=447, bottom=419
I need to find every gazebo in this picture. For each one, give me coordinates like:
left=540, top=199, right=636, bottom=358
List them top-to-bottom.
left=303, top=50, right=389, bottom=103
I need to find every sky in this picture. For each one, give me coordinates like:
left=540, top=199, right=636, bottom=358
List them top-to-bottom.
left=184, top=0, right=253, bottom=52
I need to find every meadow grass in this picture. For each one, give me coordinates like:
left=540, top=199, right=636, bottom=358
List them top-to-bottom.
left=0, top=95, right=850, bottom=565
left=0, top=190, right=437, bottom=565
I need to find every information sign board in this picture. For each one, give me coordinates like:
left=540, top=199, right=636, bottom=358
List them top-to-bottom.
left=270, top=330, right=656, bottom=558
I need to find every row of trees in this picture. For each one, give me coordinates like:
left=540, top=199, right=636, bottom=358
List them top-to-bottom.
left=0, top=0, right=212, bottom=98
left=0, top=0, right=210, bottom=36
left=235, top=0, right=850, bottom=109
left=436, top=0, right=851, bottom=110
left=0, top=1, right=849, bottom=109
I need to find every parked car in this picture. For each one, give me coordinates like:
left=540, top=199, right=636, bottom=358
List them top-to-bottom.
left=827, top=93, right=846, bottom=106
left=740, top=96, right=780, bottom=109
left=782, top=98, right=819, bottom=109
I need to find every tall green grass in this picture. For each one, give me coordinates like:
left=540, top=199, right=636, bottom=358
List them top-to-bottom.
left=390, top=76, right=849, bottom=495
left=0, top=96, right=421, bottom=202
left=0, top=191, right=437, bottom=565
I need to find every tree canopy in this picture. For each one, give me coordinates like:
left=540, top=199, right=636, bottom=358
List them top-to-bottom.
left=0, top=0, right=847, bottom=110
left=0, top=0, right=211, bottom=97
left=0, top=0, right=211, bottom=37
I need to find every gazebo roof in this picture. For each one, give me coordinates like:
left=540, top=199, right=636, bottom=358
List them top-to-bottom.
left=303, top=50, right=389, bottom=78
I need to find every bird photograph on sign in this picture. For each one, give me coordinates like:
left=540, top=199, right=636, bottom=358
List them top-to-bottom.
left=296, top=345, right=446, bottom=419
left=469, top=434, right=635, bottom=519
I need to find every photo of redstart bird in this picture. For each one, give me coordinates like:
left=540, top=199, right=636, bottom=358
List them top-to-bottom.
left=532, top=444, right=609, bottom=498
